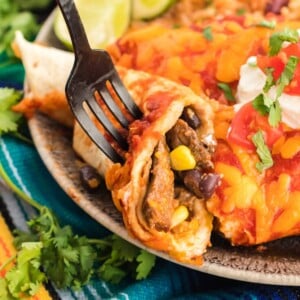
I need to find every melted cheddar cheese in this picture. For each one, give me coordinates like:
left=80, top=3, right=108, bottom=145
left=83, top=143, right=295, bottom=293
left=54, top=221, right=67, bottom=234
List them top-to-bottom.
left=207, top=105, right=300, bottom=245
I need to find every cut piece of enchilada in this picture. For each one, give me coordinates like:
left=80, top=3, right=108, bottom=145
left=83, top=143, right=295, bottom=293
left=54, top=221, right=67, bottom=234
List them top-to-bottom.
left=13, top=32, right=220, bottom=264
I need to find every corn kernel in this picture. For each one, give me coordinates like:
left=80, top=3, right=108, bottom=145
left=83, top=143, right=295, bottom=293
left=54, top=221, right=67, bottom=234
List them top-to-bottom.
left=170, top=145, right=196, bottom=171
left=171, top=205, right=189, bottom=228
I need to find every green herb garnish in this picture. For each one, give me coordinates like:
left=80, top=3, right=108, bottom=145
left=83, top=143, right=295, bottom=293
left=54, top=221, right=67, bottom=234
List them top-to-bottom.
left=0, top=0, right=53, bottom=63
left=236, top=8, right=246, bottom=16
left=256, top=19, right=276, bottom=29
left=203, top=26, right=213, bottom=41
left=269, top=28, right=299, bottom=56
left=276, top=55, right=299, bottom=97
left=253, top=56, right=299, bottom=127
left=263, top=67, right=275, bottom=93
left=217, top=82, right=235, bottom=102
left=0, top=87, right=31, bottom=143
left=0, top=88, right=22, bottom=134
left=252, top=94, right=269, bottom=115
left=252, top=130, right=274, bottom=172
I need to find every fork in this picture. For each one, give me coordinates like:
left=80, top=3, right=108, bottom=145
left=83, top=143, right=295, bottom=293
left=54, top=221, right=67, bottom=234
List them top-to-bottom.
left=56, top=0, right=142, bottom=163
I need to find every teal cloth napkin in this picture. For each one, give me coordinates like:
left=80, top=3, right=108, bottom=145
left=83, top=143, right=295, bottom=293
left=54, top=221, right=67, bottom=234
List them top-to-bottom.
left=1, top=62, right=300, bottom=300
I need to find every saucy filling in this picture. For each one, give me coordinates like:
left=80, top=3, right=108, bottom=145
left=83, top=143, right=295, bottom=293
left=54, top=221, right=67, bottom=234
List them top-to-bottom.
left=142, top=106, right=219, bottom=232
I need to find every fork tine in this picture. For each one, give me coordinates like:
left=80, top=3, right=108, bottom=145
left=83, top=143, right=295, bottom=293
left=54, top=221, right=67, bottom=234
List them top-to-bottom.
left=110, top=72, right=143, bottom=119
left=97, top=84, right=130, bottom=128
left=85, top=96, right=128, bottom=149
left=75, top=108, right=124, bottom=162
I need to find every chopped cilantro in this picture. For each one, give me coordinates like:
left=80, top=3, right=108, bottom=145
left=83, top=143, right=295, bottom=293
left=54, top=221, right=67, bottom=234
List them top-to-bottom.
left=236, top=8, right=246, bottom=16
left=256, top=19, right=276, bottom=29
left=203, top=26, right=213, bottom=41
left=269, top=28, right=299, bottom=56
left=252, top=55, right=299, bottom=127
left=276, top=55, right=299, bottom=98
left=263, top=67, right=275, bottom=93
left=217, top=82, right=235, bottom=102
left=252, top=94, right=269, bottom=115
left=268, top=100, right=282, bottom=127
left=252, top=130, right=274, bottom=172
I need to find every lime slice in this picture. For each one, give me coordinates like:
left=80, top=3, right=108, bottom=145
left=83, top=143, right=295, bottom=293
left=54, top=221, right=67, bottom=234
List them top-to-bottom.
left=54, top=0, right=131, bottom=50
left=132, top=0, right=176, bottom=20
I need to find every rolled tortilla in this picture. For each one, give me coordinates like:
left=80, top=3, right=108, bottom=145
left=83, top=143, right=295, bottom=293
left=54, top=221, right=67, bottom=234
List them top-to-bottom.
left=13, top=31, right=74, bottom=127
left=14, top=32, right=218, bottom=263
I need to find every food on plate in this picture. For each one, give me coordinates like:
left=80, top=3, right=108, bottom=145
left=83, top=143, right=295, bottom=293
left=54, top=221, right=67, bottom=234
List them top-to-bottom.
left=12, top=0, right=300, bottom=264
left=207, top=28, right=300, bottom=245
left=12, top=31, right=74, bottom=127
left=13, top=31, right=219, bottom=263
left=104, top=68, right=218, bottom=263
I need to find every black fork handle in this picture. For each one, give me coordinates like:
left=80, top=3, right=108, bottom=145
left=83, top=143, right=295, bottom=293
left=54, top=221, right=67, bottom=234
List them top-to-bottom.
left=56, top=0, right=91, bottom=57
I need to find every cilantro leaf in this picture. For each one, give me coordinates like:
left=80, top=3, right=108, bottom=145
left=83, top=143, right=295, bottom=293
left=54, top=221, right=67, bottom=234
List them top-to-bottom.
left=0, top=12, right=39, bottom=58
left=256, top=19, right=276, bottom=29
left=203, top=26, right=213, bottom=41
left=269, top=28, right=299, bottom=56
left=252, top=55, right=299, bottom=127
left=276, top=55, right=299, bottom=98
left=263, top=67, right=275, bottom=93
left=217, top=82, right=235, bottom=102
left=0, top=88, right=22, bottom=135
left=253, top=94, right=269, bottom=115
left=268, top=100, right=282, bottom=127
left=252, top=130, right=274, bottom=172
left=112, top=235, right=139, bottom=262
left=5, top=242, right=45, bottom=298
left=136, top=250, right=156, bottom=280
left=98, top=264, right=126, bottom=284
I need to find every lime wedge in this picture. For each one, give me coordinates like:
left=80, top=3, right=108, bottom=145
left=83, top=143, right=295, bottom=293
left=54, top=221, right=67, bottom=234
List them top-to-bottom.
left=54, top=0, right=131, bottom=50
left=132, top=0, right=176, bottom=20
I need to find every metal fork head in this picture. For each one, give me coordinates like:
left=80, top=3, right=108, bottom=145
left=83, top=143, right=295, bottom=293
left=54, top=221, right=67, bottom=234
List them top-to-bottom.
left=57, top=0, right=142, bottom=163
left=66, top=57, right=130, bottom=162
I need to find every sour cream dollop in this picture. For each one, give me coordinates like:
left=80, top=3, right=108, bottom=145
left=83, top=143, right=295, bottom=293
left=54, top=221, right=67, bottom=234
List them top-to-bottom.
left=236, top=56, right=300, bottom=129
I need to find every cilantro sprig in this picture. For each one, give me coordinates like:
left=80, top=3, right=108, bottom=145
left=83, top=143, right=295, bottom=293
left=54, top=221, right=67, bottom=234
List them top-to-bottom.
left=0, top=0, right=54, bottom=62
left=202, top=26, right=213, bottom=41
left=269, top=28, right=299, bottom=56
left=253, top=55, right=300, bottom=127
left=217, top=82, right=236, bottom=102
left=0, top=87, right=156, bottom=298
left=0, top=88, right=32, bottom=143
left=251, top=130, right=274, bottom=172
left=0, top=183, right=156, bottom=299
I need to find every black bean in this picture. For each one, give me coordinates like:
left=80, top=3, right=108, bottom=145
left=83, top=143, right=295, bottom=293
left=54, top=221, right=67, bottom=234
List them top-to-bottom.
left=265, top=0, right=289, bottom=14
left=181, top=107, right=201, bottom=129
left=79, top=165, right=102, bottom=192
left=183, top=169, right=220, bottom=199
left=183, top=169, right=202, bottom=197
left=198, top=173, right=220, bottom=200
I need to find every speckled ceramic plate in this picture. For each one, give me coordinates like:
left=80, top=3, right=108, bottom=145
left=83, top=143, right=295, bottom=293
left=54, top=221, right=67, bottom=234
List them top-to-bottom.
left=28, top=11, right=300, bottom=286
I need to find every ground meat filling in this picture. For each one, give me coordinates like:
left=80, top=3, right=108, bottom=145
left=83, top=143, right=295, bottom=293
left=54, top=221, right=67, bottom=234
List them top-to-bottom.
left=167, top=113, right=220, bottom=200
